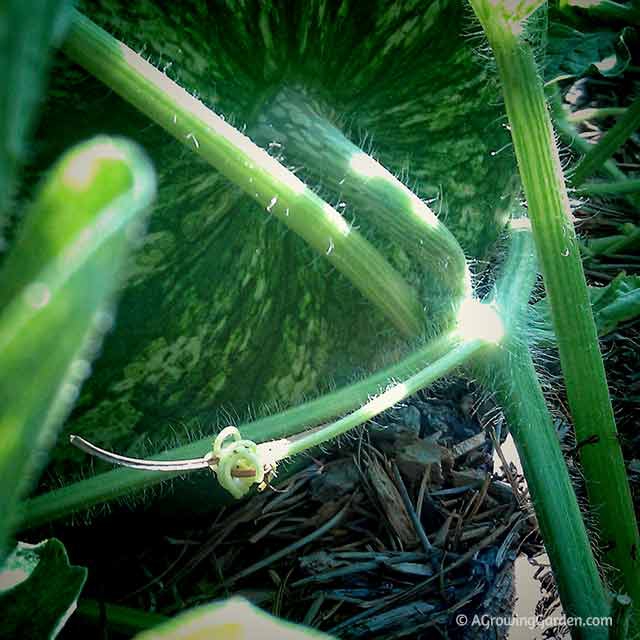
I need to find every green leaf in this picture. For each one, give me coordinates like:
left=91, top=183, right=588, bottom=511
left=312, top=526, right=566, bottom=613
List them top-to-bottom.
left=0, top=0, right=72, bottom=217
left=545, top=24, right=635, bottom=81
left=0, top=137, right=155, bottom=561
left=533, top=273, right=640, bottom=340
left=589, top=273, right=640, bottom=335
left=0, top=538, right=86, bottom=639
left=133, top=597, right=334, bottom=640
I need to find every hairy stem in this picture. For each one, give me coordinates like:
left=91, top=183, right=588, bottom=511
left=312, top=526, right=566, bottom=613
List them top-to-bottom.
left=470, top=2, right=640, bottom=626
left=62, top=10, right=427, bottom=337
left=252, top=86, right=471, bottom=305
left=476, top=222, right=611, bottom=637
left=16, top=332, right=464, bottom=529
left=263, top=338, right=485, bottom=464
left=480, top=340, right=611, bottom=638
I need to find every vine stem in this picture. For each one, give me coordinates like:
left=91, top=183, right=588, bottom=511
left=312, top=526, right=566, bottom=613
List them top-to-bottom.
left=469, top=1, right=640, bottom=629
left=61, top=10, right=434, bottom=337
left=251, top=87, right=471, bottom=304
left=476, top=222, right=611, bottom=637
left=16, top=331, right=464, bottom=529
left=28, top=332, right=487, bottom=507
left=67, top=334, right=486, bottom=480
left=260, top=337, right=486, bottom=466
left=479, top=339, right=611, bottom=638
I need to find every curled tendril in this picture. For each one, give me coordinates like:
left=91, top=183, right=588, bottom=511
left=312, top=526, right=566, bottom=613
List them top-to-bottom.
left=207, top=426, right=264, bottom=499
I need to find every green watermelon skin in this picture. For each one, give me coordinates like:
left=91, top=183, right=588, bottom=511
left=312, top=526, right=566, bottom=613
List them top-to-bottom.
left=26, top=0, right=516, bottom=470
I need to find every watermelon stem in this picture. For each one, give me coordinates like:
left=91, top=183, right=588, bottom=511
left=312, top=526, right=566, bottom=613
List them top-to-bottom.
left=469, top=0, right=640, bottom=631
left=59, top=10, right=477, bottom=338
left=252, top=86, right=471, bottom=306
left=474, top=219, right=611, bottom=637
left=17, top=330, right=466, bottom=528
left=259, top=338, right=485, bottom=466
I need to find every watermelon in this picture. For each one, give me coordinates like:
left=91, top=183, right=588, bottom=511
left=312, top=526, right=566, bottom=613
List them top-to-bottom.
left=24, top=0, right=517, bottom=473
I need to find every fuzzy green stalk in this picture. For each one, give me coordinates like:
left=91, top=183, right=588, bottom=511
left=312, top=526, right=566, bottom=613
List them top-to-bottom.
left=470, top=1, right=640, bottom=625
left=61, top=11, right=429, bottom=337
left=251, top=86, right=471, bottom=303
left=572, top=97, right=640, bottom=187
left=575, top=179, right=640, bottom=196
left=475, top=222, right=611, bottom=637
left=16, top=331, right=465, bottom=529
left=263, top=338, right=485, bottom=465
left=481, top=341, right=611, bottom=637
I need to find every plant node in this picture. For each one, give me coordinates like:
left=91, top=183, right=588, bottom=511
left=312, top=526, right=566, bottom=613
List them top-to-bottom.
left=456, top=298, right=505, bottom=345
